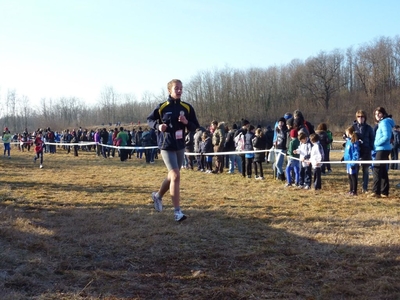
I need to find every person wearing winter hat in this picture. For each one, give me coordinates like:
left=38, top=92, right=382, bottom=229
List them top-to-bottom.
left=284, top=112, right=293, bottom=120
left=273, top=114, right=291, bottom=143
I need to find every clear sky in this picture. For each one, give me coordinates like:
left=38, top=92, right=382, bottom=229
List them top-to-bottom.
left=0, top=0, right=399, bottom=108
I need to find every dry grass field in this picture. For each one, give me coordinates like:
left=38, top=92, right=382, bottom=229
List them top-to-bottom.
left=1, top=146, right=400, bottom=299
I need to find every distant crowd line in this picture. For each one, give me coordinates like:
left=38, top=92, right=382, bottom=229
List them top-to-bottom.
left=1, top=125, right=160, bottom=166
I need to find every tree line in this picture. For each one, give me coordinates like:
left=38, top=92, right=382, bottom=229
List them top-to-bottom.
left=1, top=35, right=399, bottom=134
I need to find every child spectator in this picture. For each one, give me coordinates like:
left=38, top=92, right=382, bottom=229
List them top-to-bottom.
left=342, top=126, right=360, bottom=195
left=252, top=127, right=267, bottom=180
left=285, top=129, right=300, bottom=187
left=296, top=132, right=312, bottom=189
left=309, top=133, right=323, bottom=190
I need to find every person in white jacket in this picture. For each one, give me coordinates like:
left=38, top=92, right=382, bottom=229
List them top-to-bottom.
left=294, top=132, right=312, bottom=189
left=309, top=133, right=323, bottom=190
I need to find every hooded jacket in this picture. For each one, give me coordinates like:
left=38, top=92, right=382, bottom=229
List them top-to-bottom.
left=147, top=96, right=199, bottom=151
left=374, top=116, right=395, bottom=151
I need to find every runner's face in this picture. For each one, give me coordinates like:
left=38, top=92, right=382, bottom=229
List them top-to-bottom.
left=170, top=83, right=183, bottom=99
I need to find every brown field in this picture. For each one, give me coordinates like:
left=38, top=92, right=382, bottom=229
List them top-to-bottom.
left=1, top=146, right=400, bottom=299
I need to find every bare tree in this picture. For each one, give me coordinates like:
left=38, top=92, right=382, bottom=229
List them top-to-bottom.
left=300, top=50, right=347, bottom=111
left=98, top=86, right=120, bottom=124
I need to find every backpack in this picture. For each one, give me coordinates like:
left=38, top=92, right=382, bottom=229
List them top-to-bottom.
left=326, top=130, right=333, bottom=149
left=47, top=131, right=55, bottom=140
left=224, top=131, right=235, bottom=150
left=141, top=132, right=152, bottom=146
left=234, top=132, right=245, bottom=151
left=318, top=143, right=325, bottom=161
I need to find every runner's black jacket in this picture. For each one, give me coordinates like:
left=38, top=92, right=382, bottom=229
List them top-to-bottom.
left=147, top=96, right=200, bottom=151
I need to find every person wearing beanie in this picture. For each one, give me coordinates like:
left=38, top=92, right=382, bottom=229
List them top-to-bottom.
left=284, top=112, right=293, bottom=120
left=285, top=117, right=295, bottom=150
left=285, top=129, right=300, bottom=187
left=290, top=129, right=298, bottom=138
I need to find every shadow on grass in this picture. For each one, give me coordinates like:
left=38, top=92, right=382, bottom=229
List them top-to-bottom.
left=1, top=150, right=400, bottom=299
left=1, top=199, right=399, bottom=299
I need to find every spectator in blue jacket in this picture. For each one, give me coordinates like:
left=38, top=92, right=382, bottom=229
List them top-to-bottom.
left=370, top=107, right=395, bottom=198
left=343, top=126, right=360, bottom=196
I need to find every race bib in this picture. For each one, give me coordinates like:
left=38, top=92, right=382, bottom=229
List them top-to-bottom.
left=175, top=130, right=183, bottom=139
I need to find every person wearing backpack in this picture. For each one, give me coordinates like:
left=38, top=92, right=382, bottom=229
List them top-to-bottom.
left=234, top=119, right=250, bottom=177
left=390, top=125, right=399, bottom=170
left=140, top=128, right=153, bottom=163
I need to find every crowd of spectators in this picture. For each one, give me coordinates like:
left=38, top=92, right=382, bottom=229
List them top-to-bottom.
left=2, top=106, right=399, bottom=196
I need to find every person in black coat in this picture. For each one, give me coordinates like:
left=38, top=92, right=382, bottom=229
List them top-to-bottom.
left=253, top=127, right=267, bottom=179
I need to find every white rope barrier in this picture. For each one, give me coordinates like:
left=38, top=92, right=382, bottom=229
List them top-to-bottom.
left=2, top=140, right=399, bottom=165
